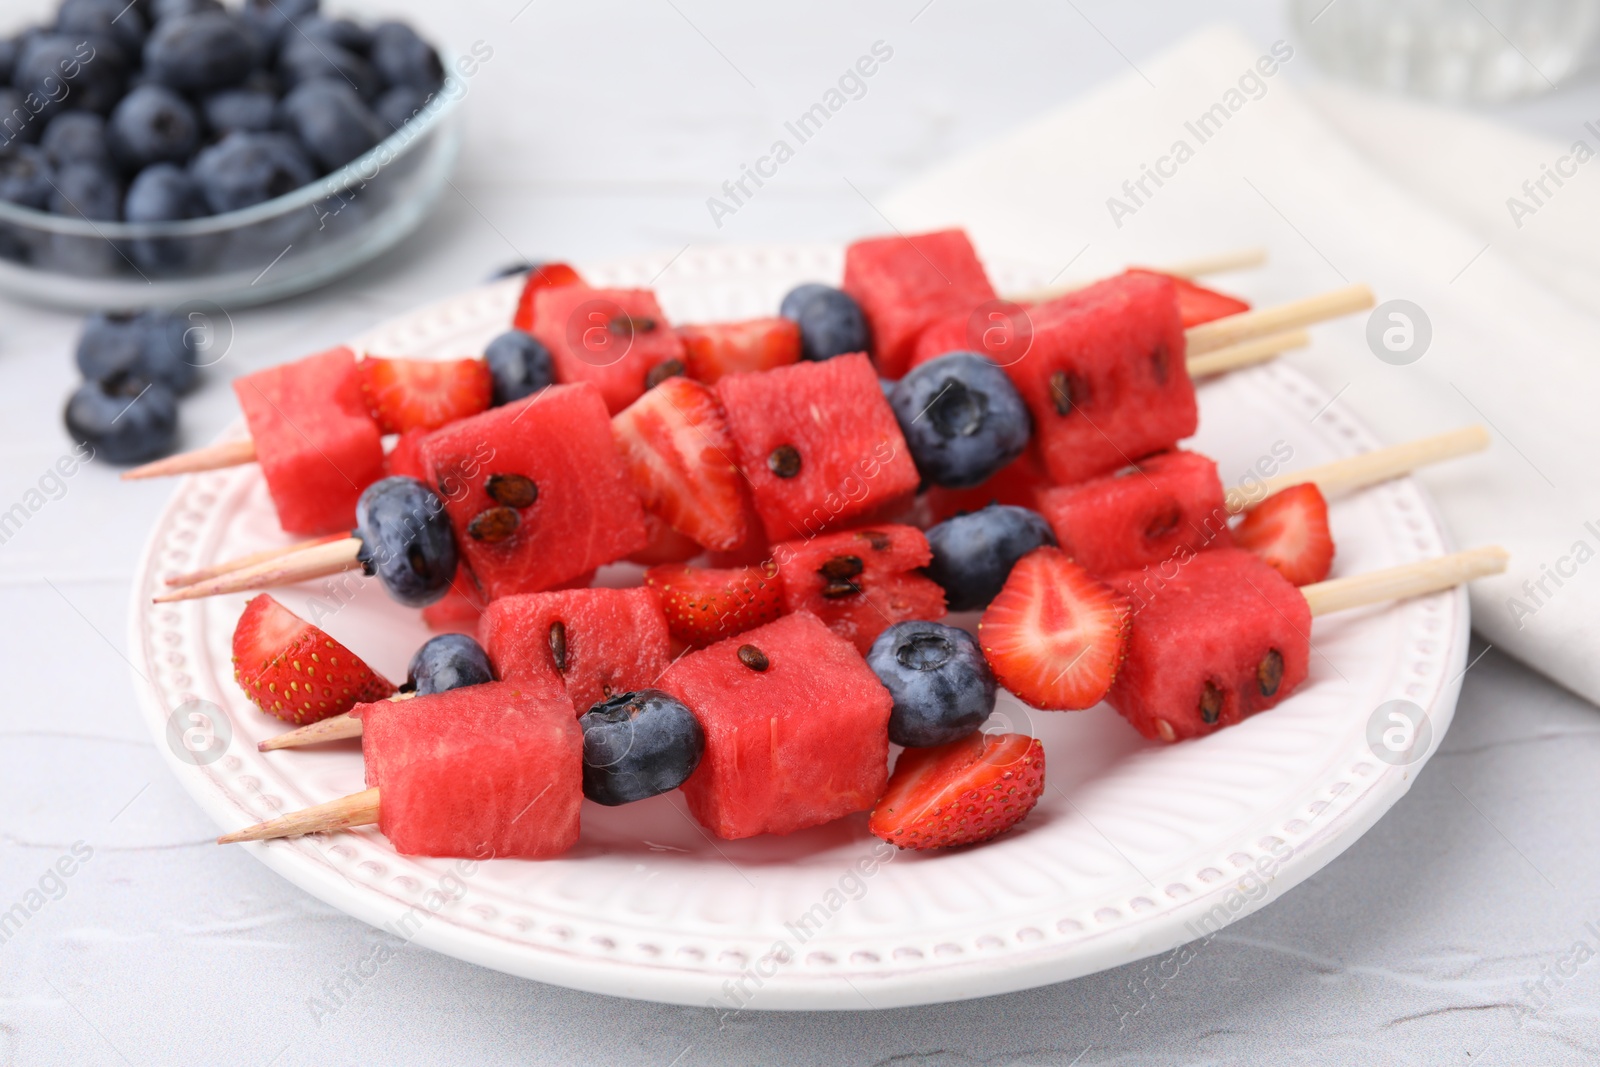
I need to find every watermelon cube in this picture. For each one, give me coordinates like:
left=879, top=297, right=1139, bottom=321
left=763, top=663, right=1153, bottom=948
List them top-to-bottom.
left=842, top=228, right=997, bottom=380
left=1004, top=271, right=1195, bottom=486
left=530, top=286, right=686, bottom=414
left=677, top=318, right=800, bottom=384
left=233, top=346, right=385, bottom=536
left=715, top=353, right=919, bottom=544
left=420, top=383, right=649, bottom=601
left=384, top=427, right=430, bottom=481
left=923, top=445, right=1050, bottom=525
left=1038, top=450, right=1231, bottom=576
left=772, top=525, right=946, bottom=653
left=1107, top=548, right=1310, bottom=743
left=479, top=586, right=672, bottom=715
left=659, top=612, right=892, bottom=839
left=357, top=678, right=582, bottom=858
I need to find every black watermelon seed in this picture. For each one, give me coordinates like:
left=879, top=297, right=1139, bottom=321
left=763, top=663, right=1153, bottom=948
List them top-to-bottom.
left=1151, top=342, right=1170, bottom=385
left=645, top=359, right=685, bottom=389
left=1049, top=370, right=1089, bottom=416
left=768, top=444, right=801, bottom=479
left=485, top=473, right=538, bottom=509
left=468, top=506, right=520, bottom=542
left=1144, top=506, right=1181, bottom=541
left=859, top=530, right=891, bottom=551
left=818, top=555, right=864, bottom=580
left=549, top=621, right=568, bottom=673
left=737, top=644, right=769, bottom=672
left=1257, top=649, right=1284, bottom=697
left=1199, top=681, right=1224, bottom=725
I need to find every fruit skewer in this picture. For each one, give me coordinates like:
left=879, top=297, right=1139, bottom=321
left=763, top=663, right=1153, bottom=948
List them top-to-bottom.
left=158, top=424, right=1488, bottom=614
left=218, top=545, right=1505, bottom=848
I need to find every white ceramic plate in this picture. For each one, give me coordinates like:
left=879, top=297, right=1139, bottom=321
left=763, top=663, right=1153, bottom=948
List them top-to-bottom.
left=127, top=245, right=1467, bottom=1010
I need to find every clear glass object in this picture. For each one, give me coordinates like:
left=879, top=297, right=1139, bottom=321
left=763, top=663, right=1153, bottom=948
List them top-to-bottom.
left=1291, top=0, right=1600, bottom=102
left=0, top=68, right=463, bottom=311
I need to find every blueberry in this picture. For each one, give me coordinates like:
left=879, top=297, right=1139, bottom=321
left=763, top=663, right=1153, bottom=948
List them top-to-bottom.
left=57, top=0, right=147, bottom=57
left=150, top=0, right=225, bottom=21
left=240, top=0, right=317, bottom=48
left=142, top=13, right=255, bottom=92
left=298, top=15, right=373, bottom=54
left=369, top=21, right=443, bottom=93
left=16, top=33, right=128, bottom=116
left=0, top=37, right=19, bottom=85
left=278, top=37, right=381, bottom=100
left=278, top=80, right=384, bottom=171
left=108, top=84, right=200, bottom=168
left=374, top=85, right=431, bottom=132
left=201, top=88, right=278, bottom=135
left=0, top=89, right=43, bottom=149
left=41, top=110, right=110, bottom=168
left=191, top=131, right=315, bottom=213
left=0, top=145, right=55, bottom=209
left=50, top=162, right=122, bottom=220
left=126, top=162, right=207, bottom=221
left=487, top=261, right=532, bottom=280
left=781, top=284, right=869, bottom=361
left=75, top=310, right=146, bottom=381
left=136, top=310, right=203, bottom=394
left=484, top=330, right=555, bottom=407
left=889, top=352, right=1031, bottom=489
left=63, top=374, right=178, bottom=464
left=354, top=476, right=460, bottom=607
left=925, top=504, right=1056, bottom=612
left=868, top=621, right=996, bottom=747
left=406, top=634, right=494, bottom=696
left=579, top=689, right=705, bottom=805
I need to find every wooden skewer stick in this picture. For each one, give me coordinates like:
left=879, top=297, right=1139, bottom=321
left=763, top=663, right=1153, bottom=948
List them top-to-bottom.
left=1005, top=246, right=1268, bottom=303
left=1186, top=283, right=1375, bottom=356
left=1185, top=328, right=1309, bottom=379
left=1224, top=425, right=1491, bottom=515
left=121, top=437, right=257, bottom=480
left=166, top=532, right=350, bottom=588
left=152, top=536, right=363, bottom=604
left=224, top=545, right=1509, bottom=846
left=1302, top=545, right=1507, bottom=617
left=257, top=691, right=415, bottom=751
left=217, top=787, right=379, bottom=844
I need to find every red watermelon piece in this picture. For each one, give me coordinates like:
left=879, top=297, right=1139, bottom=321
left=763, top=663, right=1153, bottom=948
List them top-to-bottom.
left=842, top=228, right=997, bottom=379
left=510, top=262, right=585, bottom=333
left=1125, top=269, right=1249, bottom=327
left=1004, top=271, right=1195, bottom=486
left=530, top=286, right=686, bottom=414
left=678, top=317, right=801, bottom=384
left=233, top=346, right=385, bottom=536
left=715, top=353, right=919, bottom=543
left=612, top=377, right=748, bottom=552
left=420, top=383, right=649, bottom=600
left=384, top=428, right=431, bottom=481
left=923, top=446, right=1050, bottom=524
left=1038, top=450, right=1231, bottom=576
left=772, top=525, right=946, bottom=653
left=1107, top=548, right=1310, bottom=743
left=419, top=565, right=487, bottom=633
left=479, top=586, right=672, bottom=715
left=659, top=612, right=892, bottom=839
left=357, top=678, right=582, bottom=858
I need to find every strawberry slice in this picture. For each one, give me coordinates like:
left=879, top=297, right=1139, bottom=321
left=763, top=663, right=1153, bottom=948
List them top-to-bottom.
left=511, top=261, right=585, bottom=332
left=1126, top=268, right=1249, bottom=328
left=677, top=318, right=801, bottom=384
left=359, top=356, right=493, bottom=435
left=612, top=377, right=749, bottom=551
left=1232, top=482, right=1335, bottom=586
left=628, top=509, right=705, bottom=566
left=978, top=547, right=1130, bottom=710
left=645, top=562, right=786, bottom=648
left=232, top=594, right=394, bottom=724
left=869, top=732, right=1046, bottom=850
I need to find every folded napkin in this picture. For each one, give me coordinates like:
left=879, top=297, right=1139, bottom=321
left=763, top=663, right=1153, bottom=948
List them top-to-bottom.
left=883, top=26, right=1600, bottom=706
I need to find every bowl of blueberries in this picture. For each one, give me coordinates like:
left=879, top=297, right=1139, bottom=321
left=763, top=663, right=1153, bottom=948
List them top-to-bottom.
left=0, top=0, right=460, bottom=309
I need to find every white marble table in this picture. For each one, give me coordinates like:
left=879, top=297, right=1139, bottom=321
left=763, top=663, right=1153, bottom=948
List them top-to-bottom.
left=3, top=1, right=1598, bottom=1063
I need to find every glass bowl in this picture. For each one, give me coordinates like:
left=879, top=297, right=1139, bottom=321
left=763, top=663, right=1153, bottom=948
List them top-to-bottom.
left=0, top=69, right=463, bottom=311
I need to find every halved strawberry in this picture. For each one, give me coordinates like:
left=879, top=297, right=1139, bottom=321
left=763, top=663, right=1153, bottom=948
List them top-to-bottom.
left=511, top=261, right=585, bottom=332
left=1126, top=268, right=1249, bottom=328
left=677, top=318, right=801, bottom=384
left=359, top=356, right=493, bottom=434
left=612, top=377, right=749, bottom=551
left=383, top=427, right=431, bottom=481
left=1232, top=482, right=1334, bottom=586
left=628, top=509, right=705, bottom=566
left=978, top=547, right=1130, bottom=710
left=645, top=562, right=786, bottom=648
left=232, top=594, right=394, bottom=724
left=869, top=732, right=1045, bottom=850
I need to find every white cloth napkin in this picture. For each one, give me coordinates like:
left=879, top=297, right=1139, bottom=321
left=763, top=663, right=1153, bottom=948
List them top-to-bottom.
left=883, top=26, right=1600, bottom=707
